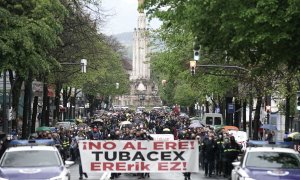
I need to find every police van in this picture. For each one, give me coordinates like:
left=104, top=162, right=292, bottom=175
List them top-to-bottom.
left=201, top=113, right=224, bottom=126
left=0, top=139, right=74, bottom=180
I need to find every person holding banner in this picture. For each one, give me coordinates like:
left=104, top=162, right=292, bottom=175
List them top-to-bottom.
left=134, top=129, right=147, bottom=179
left=109, top=130, right=121, bottom=180
left=179, top=130, right=192, bottom=180
left=76, top=135, right=88, bottom=180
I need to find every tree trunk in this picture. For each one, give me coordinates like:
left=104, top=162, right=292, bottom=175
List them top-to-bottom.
left=9, top=71, right=24, bottom=130
left=27, top=74, right=33, bottom=134
left=22, top=77, right=32, bottom=139
left=41, top=78, right=48, bottom=126
left=285, top=80, right=291, bottom=133
left=54, top=81, right=61, bottom=124
left=63, top=87, right=71, bottom=120
left=63, top=87, right=68, bottom=120
left=88, top=95, right=95, bottom=117
left=249, top=95, right=253, bottom=139
left=31, top=96, right=38, bottom=133
left=45, top=96, right=50, bottom=126
left=69, top=96, right=76, bottom=119
left=253, top=96, right=262, bottom=140
left=234, top=99, right=241, bottom=128
left=205, top=100, right=209, bottom=113
left=243, top=100, right=247, bottom=131
left=189, top=105, right=195, bottom=116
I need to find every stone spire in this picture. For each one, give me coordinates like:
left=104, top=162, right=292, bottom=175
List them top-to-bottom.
left=130, top=0, right=150, bottom=80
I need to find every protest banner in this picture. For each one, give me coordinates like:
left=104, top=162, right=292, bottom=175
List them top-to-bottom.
left=150, top=134, right=174, bottom=141
left=78, top=140, right=198, bottom=173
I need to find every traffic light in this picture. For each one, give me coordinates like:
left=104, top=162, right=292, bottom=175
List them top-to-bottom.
left=193, top=44, right=200, bottom=61
left=194, top=50, right=200, bottom=61
left=80, top=59, right=87, bottom=73
left=190, top=60, right=196, bottom=75
left=191, top=66, right=195, bottom=75
left=297, top=91, right=300, bottom=110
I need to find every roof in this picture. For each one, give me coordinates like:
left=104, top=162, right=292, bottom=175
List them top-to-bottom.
left=6, top=145, right=57, bottom=152
left=246, top=147, right=298, bottom=154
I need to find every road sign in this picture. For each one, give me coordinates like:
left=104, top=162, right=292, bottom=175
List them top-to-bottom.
left=228, top=103, right=235, bottom=114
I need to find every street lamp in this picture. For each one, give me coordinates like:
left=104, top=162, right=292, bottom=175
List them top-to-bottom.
left=266, top=105, right=271, bottom=124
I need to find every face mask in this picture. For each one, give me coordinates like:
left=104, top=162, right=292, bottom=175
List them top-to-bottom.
left=219, top=135, right=222, bottom=138
left=225, top=139, right=229, bottom=143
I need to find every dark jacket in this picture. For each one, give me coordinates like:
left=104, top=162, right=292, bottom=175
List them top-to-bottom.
left=202, top=138, right=217, bottom=161
left=223, top=141, right=240, bottom=161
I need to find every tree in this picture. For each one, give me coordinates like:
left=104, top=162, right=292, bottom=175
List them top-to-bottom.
left=0, top=0, right=66, bottom=136
left=144, top=0, right=300, bottom=70
left=144, top=0, right=300, bottom=137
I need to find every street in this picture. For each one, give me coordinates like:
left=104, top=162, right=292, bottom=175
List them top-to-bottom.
left=69, top=163, right=226, bottom=180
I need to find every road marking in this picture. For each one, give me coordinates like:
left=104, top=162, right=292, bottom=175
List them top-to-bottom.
left=100, top=172, right=111, bottom=180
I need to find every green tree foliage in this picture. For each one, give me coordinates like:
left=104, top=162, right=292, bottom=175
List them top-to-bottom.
left=0, top=0, right=67, bottom=76
left=48, top=0, right=129, bottom=106
left=144, top=0, right=300, bottom=70
left=150, top=25, right=237, bottom=106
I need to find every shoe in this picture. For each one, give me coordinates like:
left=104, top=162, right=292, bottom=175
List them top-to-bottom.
left=83, top=173, right=88, bottom=178
left=205, top=174, right=208, bottom=177
left=209, top=174, right=212, bottom=177
left=79, top=177, right=83, bottom=180
left=110, top=177, right=114, bottom=180
left=184, top=177, right=187, bottom=180
left=188, top=177, right=191, bottom=180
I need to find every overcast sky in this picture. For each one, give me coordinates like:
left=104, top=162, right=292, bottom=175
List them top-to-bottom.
left=101, top=0, right=161, bottom=35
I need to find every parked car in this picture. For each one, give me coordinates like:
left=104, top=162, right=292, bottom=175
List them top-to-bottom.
left=231, top=146, right=300, bottom=180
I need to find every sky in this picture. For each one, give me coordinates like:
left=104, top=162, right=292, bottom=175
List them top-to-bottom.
left=101, top=0, right=161, bottom=35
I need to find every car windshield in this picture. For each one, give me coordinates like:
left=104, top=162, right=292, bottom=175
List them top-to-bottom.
left=206, top=117, right=213, bottom=125
left=214, top=117, right=222, bottom=125
left=0, top=150, right=62, bottom=167
left=246, top=152, right=300, bottom=169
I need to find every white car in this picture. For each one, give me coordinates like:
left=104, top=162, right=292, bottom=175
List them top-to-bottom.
left=0, top=140, right=74, bottom=180
left=231, top=147, right=300, bottom=180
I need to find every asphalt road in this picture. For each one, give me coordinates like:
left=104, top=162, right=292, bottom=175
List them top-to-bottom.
left=69, top=163, right=226, bottom=180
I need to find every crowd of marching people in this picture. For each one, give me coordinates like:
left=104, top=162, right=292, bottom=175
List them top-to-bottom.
left=21, top=108, right=242, bottom=180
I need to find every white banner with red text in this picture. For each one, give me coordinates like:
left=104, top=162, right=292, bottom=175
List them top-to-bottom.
left=78, top=140, right=199, bottom=173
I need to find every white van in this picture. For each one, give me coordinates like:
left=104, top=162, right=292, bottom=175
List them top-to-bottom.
left=202, top=113, right=223, bottom=126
